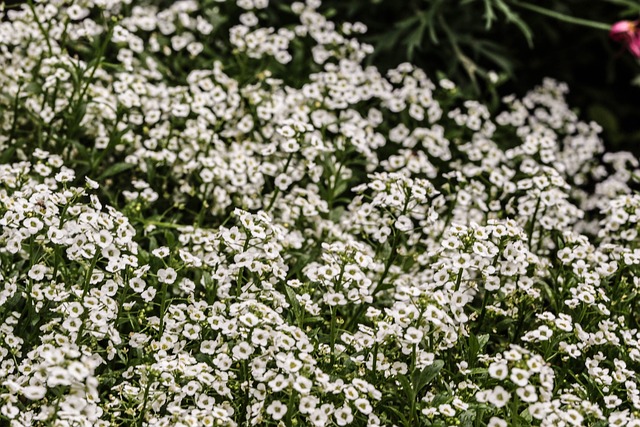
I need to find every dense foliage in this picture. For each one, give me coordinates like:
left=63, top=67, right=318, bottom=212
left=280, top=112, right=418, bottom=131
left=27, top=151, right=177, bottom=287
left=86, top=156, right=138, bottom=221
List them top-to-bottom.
left=320, top=0, right=640, bottom=151
left=0, top=1, right=639, bottom=426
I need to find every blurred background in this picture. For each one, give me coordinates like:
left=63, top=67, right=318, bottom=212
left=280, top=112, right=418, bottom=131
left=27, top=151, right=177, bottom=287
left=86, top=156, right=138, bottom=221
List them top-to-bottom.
left=321, top=0, right=640, bottom=154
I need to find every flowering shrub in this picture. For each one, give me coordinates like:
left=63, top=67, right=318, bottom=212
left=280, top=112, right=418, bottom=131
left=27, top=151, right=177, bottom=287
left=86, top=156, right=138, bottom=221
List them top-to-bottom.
left=0, top=1, right=639, bottom=426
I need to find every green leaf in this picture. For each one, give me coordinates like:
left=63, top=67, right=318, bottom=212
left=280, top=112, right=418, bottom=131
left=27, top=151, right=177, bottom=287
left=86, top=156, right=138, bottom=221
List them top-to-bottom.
left=424, top=0, right=444, bottom=44
left=483, top=0, right=497, bottom=29
left=495, top=0, right=533, bottom=47
left=395, top=15, right=421, bottom=30
left=405, top=17, right=428, bottom=61
left=466, top=39, right=515, bottom=77
left=588, top=104, right=619, bottom=134
left=0, top=146, right=18, bottom=164
left=96, top=162, right=136, bottom=181
left=333, top=180, right=348, bottom=199
left=329, top=206, right=345, bottom=222
left=164, top=230, right=176, bottom=248
left=148, top=235, right=158, bottom=253
left=542, top=281, right=557, bottom=311
left=284, top=285, right=303, bottom=325
left=30, top=312, right=41, bottom=327
left=469, top=333, right=479, bottom=361
left=477, top=334, right=489, bottom=350
left=413, top=359, right=444, bottom=395
left=397, top=375, right=414, bottom=400
left=431, top=392, right=451, bottom=406
left=381, top=404, right=409, bottom=425
left=460, top=409, right=477, bottom=427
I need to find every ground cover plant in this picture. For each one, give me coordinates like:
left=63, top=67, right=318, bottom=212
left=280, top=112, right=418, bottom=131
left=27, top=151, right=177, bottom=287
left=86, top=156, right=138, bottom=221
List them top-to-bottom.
left=1, top=0, right=640, bottom=426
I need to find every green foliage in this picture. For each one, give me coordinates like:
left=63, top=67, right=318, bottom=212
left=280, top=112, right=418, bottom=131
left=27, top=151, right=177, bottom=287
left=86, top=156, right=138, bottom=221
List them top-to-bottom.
left=323, top=0, right=640, bottom=150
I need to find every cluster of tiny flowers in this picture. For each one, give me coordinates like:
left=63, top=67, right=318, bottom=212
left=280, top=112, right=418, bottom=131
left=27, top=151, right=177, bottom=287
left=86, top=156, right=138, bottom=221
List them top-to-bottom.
left=0, top=0, right=639, bottom=426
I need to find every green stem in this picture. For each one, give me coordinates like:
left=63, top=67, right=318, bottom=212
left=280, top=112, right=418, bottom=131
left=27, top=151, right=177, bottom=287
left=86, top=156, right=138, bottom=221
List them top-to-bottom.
left=27, top=0, right=53, bottom=55
left=510, top=0, right=611, bottom=31
left=439, top=15, right=479, bottom=85
left=75, top=22, right=114, bottom=111
left=7, top=84, right=22, bottom=147
left=265, top=152, right=294, bottom=212
left=327, top=157, right=345, bottom=210
left=196, top=184, right=210, bottom=227
left=345, top=189, right=412, bottom=332
left=436, top=192, right=458, bottom=243
left=527, top=196, right=541, bottom=250
left=139, top=219, right=215, bottom=231
left=141, top=220, right=184, bottom=230
left=344, top=233, right=398, bottom=333
left=235, top=234, right=251, bottom=297
left=75, top=250, right=101, bottom=344
left=454, top=268, right=464, bottom=292
left=114, top=272, right=130, bottom=328
left=157, top=281, right=168, bottom=336
left=474, top=290, right=491, bottom=335
left=511, top=302, right=527, bottom=343
left=330, top=306, right=337, bottom=363
left=371, top=341, right=379, bottom=377
left=241, top=360, right=250, bottom=427
left=138, top=371, right=155, bottom=427
left=285, top=390, right=295, bottom=426
left=409, top=390, right=417, bottom=427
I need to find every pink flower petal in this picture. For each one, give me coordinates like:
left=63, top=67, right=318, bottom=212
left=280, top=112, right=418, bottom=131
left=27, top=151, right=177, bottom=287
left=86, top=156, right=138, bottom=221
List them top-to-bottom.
left=610, top=20, right=633, bottom=38
left=629, top=36, right=640, bottom=58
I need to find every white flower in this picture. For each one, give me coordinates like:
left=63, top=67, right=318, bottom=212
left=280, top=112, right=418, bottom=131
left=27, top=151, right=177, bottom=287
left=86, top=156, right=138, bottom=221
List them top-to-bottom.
left=281, top=138, right=300, bottom=153
left=275, top=173, right=293, bottom=191
left=85, top=177, right=99, bottom=189
left=395, top=215, right=413, bottom=231
left=23, top=217, right=44, bottom=234
left=93, top=229, right=114, bottom=248
left=152, top=246, right=170, bottom=258
left=28, top=264, right=48, bottom=281
left=157, top=267, right=177, bottom=284
left=129, top=277, right=146, bottom=293
left=141, top=287, right=156, bottom=302
left=183, top=323, right=201, bottom=340
left=404, top=327, right=423, bottom=344
left=232, top=341, right=254, bottom=360
left=488, top=362, right=508, bottom=380
left=47, top=367, right=72, bottom=387
left=510, top=368, right=530, bottom=387
left=268, top=374, right=289, bottom=392
left=293, top=376, right=313, bottom=395
left=21, top=385, right=47, bottom=400
left=516, top=385, right=538, bottom=403
left=491, top=386, right=511, bottom=408
left=604, top=394, right=623, bottom=409
left=299, top=395, right=319, bottom=414
left=355, top=398, right=372, bottom=415
left=266, top=400, right=287, bottom=421
left=0, top=403, right=19, bottom=419
left=438, top=403, right=456, bottom=417
left=334, top=405, right=354, bottom=426
left=309, top=409, right=328, bottom=427
left=565, top=409, right=584, bottom=426
left=609, top=410, right=631, bottom=426
left=487, top=417, right=507, bottom=427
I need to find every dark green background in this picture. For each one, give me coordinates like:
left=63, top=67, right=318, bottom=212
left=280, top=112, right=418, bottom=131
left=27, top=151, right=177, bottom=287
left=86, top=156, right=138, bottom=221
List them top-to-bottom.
left=321, top=0, right=640, bottom=154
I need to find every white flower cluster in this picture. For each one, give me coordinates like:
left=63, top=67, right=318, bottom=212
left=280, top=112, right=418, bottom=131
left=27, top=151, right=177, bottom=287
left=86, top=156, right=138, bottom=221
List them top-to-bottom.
left=0, top=0, right=639, bottom=426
